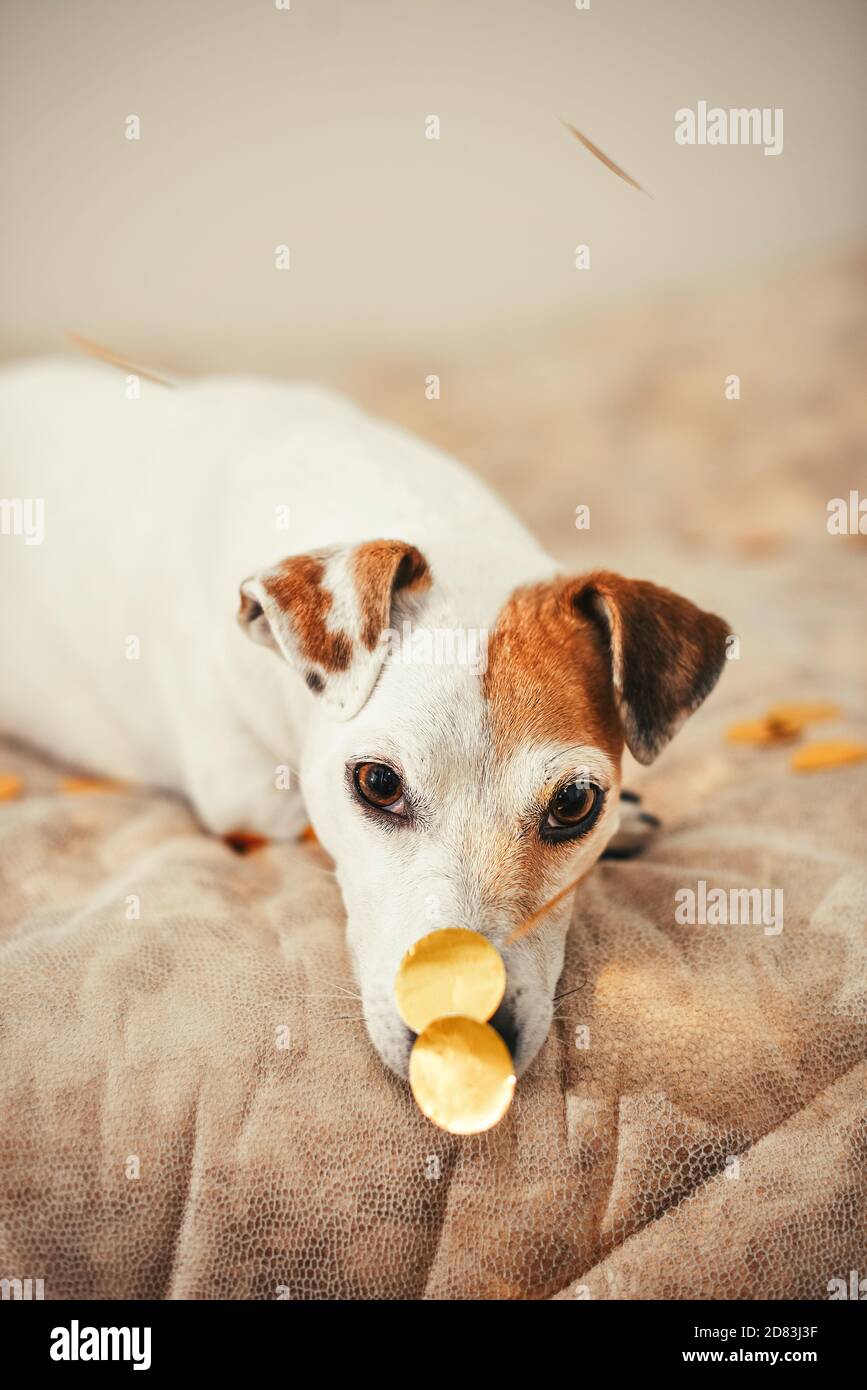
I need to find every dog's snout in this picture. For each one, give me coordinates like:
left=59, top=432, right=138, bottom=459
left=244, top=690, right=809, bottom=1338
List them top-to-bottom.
left=488, top=1001, right=519, bottom=1059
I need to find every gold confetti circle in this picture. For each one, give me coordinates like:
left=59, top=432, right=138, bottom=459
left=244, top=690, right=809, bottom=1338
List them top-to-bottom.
left=394, top=927, right=506, bottom=1035
left=409, top=1016, right=516, bottom=1135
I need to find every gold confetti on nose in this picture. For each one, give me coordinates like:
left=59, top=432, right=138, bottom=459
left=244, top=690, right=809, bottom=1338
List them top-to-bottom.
left=394, top=927, right=506, bottom=1035
left=395, top=929, right=514, bottom=1134
left=409, top=1016, right=516, bottom=1136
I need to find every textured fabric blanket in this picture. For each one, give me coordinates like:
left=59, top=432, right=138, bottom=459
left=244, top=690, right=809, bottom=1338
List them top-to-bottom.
left=1, top=255, right=865, bottom=1299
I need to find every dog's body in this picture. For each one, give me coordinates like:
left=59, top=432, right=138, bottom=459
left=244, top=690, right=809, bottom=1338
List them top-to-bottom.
left=1, top=357, right=729, bottom=1077
left=1, top=359, right=553, bottom=835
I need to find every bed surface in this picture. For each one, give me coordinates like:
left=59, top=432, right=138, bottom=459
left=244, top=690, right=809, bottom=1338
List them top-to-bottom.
left=2, top=254, right=865, bottom=1299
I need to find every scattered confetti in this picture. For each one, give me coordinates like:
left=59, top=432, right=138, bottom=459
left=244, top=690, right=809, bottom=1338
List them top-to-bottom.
left=560, top=119, right=652, bottom=198
left=67, top=332, right=176, bottom=388
left=727, top=700, right=858, bottom=769
left=766, top=701, right=841, bottom=725
left=726, top=715, right=802, bottom=746
left=791, top=741, right=867, bottom=773
left=59, top=776, right=118, bottom=795
left=223, top=830, right=269, bottom=855
left=507, top=866, right=591, bottom=944
left=409, top=1016, right=516, bottom=1135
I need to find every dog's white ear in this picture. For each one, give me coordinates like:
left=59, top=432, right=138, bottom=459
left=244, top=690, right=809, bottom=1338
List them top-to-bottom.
left=237, top=539, right=431, bottom=719
left=570, top=570, right=730, bottom=764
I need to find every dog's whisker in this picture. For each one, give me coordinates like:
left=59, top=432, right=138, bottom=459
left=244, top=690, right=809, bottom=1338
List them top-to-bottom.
left=553, top=979, right=587, bottom=1002
left=322, top=982, right=363, bottom=1000
left=285, top=991, right=362, bottom=1001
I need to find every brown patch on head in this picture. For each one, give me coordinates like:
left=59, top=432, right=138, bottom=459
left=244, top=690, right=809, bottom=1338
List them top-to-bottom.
left=238, top=539, right=434, bottom=719
left=352, top=541, right=431, bottom=650
left=262, top=555, right=353, bottom=672
left=571, top=570, right=729, bottom=763
left=478, top=571, right=727, bottom=924
left=484, top=571, right=729, bottom=768
left=483, top=578, right=624, bottom=762
left=477, top=580, right=624, bottom=922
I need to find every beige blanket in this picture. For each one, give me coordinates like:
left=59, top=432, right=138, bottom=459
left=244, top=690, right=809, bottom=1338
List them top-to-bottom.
left=1, top=254, right=865, bottom=1299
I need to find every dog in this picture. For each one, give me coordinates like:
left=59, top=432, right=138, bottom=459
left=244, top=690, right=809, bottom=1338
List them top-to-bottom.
left=0, top=357, right=729, bottom=1078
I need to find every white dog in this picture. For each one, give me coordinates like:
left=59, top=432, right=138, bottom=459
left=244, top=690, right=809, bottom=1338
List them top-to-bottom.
left=0, top=358, right=728, bottom=1077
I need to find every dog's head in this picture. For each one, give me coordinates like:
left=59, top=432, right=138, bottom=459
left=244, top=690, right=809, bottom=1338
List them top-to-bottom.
left=239, top=540, right=728, bottom=1078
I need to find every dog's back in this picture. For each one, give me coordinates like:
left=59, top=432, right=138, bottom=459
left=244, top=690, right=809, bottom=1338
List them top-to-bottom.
left=0, top=357, right=552, bottom=804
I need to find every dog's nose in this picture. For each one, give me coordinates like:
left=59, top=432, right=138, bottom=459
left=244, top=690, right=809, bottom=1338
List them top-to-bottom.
left=488, top=1001, right=519, bottom=1058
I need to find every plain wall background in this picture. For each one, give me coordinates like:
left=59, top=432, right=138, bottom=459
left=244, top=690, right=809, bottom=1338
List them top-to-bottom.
left=2, top=0, right=866, bottom=376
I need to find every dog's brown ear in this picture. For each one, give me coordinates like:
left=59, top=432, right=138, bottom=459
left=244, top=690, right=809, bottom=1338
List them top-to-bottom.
left=238, top=539, right=431, bottom=719
left=569, top=571, right=729, bottom=764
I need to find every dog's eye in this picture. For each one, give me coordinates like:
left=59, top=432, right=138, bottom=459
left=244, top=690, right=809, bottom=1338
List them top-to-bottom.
left=353, top=762, right=405, bottom=814
left=542, top=782, right=602, bottom=840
